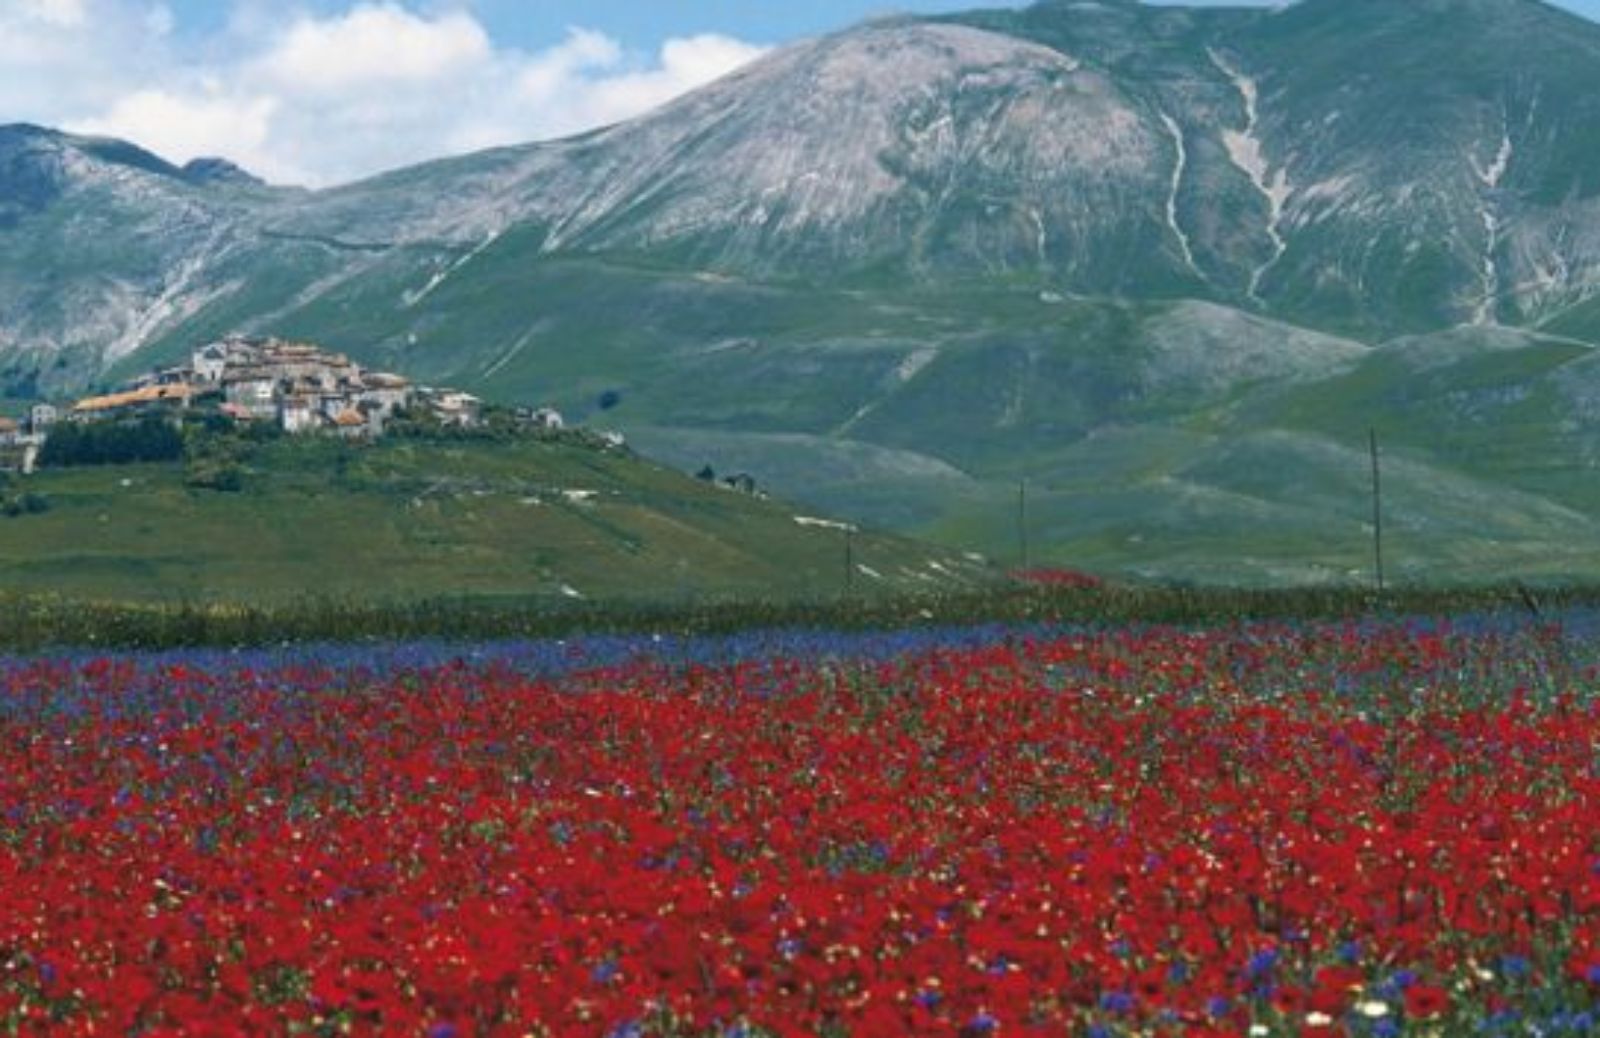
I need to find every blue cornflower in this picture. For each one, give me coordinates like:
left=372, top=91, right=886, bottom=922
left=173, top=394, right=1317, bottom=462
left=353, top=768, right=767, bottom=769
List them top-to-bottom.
left=1247, top=948, right=1279, bottom=977
left=1500, top=955, right=1531, bottom=979
left=591, top=961, right=620, bottom=984
left=1099, top=991, right=1135, bottom=1014
left=1486, top=1009, right=1522, bottom=1029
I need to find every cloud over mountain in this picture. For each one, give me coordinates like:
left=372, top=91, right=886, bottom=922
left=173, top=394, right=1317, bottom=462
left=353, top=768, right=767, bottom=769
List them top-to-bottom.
left=0, top=0, right=767, bottom=187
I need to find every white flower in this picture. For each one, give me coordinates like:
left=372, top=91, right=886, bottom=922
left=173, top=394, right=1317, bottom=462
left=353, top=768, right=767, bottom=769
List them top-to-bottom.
left=1358, top=1000, right=1391, bottom=1018
left=1307, top=1011, right=1335, bottom=1027
left=1249, top=1026, right=1270, bottom=1037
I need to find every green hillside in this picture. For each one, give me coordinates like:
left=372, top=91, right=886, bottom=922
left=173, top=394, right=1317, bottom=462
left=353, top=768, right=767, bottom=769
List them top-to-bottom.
left=9, top=0, right=1600, bottom=588
left=0, top=436, right=992, bottom=604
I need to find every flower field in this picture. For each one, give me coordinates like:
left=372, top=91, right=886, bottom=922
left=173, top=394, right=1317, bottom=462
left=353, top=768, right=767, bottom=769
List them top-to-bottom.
left=3, top=617, right=1600, bottom=1036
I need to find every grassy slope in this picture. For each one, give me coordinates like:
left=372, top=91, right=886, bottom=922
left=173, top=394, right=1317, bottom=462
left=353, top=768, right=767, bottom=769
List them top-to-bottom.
left=118, top=246, right=1600, bottom=586
left=0, top=438, right=992, bottom=604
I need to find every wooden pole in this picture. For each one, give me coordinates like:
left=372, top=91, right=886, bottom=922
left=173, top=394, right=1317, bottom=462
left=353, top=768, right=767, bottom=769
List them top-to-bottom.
left=1370, top=428, right=1385, bottom=592
left=1018, top=480, right=1030, bottom=574
left=845, top=527, right=855, bottom=595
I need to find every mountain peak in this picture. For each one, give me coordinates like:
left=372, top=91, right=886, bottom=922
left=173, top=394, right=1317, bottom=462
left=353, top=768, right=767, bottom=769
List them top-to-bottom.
left=0, top=123, right=63, bottom=142
left=0, top=125, right=266, bottom=196
left=181, top=157, right=264, bottom=188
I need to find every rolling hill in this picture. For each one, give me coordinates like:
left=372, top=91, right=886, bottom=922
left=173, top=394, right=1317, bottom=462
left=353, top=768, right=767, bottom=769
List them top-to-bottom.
left=0, top=437, right=991, bottom=603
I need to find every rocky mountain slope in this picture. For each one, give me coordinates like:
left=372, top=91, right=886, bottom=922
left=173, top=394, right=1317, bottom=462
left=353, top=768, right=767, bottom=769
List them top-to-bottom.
left=5, top=0, right=1600, bottom=583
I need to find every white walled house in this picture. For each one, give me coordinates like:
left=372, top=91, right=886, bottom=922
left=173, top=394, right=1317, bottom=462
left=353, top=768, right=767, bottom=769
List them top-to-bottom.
left=192, top=344, right=228, bottom=383
left=224, top=371, right=279, bottom=419
left=360, top=373, right=413, bottom=418
left=429, top=390, right=483, bottom=428
left=319, top=393, right=352, bottom=422
left=279, top=396, right=321, bottom=434
left=28, top=403, right=57, bottom=432
left=518, top=407, right=564, bottom=430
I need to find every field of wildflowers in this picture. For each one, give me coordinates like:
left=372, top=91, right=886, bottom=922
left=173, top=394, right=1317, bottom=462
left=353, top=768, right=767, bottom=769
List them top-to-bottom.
left=3, top=614, right=1600, bottom=1035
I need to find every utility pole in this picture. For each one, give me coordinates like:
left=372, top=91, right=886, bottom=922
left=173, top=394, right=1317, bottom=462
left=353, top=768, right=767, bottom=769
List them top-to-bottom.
left=1370, top=428, right=1385, bottom=592
left=1018, top=480, right=1030, bottom=574
left=844, top=526, right=855, bottom=595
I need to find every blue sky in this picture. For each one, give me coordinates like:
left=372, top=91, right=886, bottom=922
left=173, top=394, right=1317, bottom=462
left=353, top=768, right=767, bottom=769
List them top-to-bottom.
left=3, top=0, right=1597, bottom=186
left=159, top=0, right=1599, bottom=50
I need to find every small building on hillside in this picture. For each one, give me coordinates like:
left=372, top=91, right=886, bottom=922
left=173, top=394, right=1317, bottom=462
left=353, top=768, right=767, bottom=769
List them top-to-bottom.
left=260, top=341, right=360, bottom=392
left=192, top=343, right=229, bottom=383
left=223, top=369, right=279, bottom=420
left=360, top=373, right=413, bottom=421
left=70, top=383, right=195, bottom=422
left=425, top=389, right=483, bottom=428
left=318, top=392, right=350, bottom=423
left=279, top=395, right=321, bottom=434
left=28, top=403, right=57, bottom=433
left=517, top=406, right=565, bottom=431
left=333, top=407, right=370, bottom=439
left=0, top=417, right=19, bottom=446
left=0, top=440, right=37, bottom=475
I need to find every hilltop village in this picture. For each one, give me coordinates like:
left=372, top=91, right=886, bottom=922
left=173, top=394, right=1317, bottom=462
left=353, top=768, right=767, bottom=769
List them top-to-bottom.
left=1, top=336, right=570, bottom=473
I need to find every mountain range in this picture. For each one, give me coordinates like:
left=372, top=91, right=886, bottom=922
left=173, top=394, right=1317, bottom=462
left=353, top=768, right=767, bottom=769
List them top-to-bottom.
left=6, top=0, right=1600, bottom=584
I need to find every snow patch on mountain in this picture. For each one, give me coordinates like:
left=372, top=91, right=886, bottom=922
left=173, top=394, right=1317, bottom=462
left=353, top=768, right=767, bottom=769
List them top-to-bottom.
left=1209, top=48, right=1291, bottom=304
left=1157, top=111, right=1201, bottom=278
left=1471, top=129, right=1514, bottom=326
left=404, top=227, right=504, bottom=309
left=104, top=229, right=236, bottom=361
left=895, top=347, right=938, bottom=384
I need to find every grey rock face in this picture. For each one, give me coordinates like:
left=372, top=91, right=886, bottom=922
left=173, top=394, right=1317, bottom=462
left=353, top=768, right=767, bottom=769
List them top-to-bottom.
left=5, top=0, right=1600, bottom=376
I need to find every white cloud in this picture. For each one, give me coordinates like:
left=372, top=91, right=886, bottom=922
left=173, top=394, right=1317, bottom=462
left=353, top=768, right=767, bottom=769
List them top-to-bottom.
left=14, top=0, right=87, bottom=27
left=0, top=1, right=768, bottom=188
left=0, top=1, right=169, bottom=119
left=260, top=5, right=493, bottom=94
left=555, top=34, right=771, bottom=130
left=75, top=90, right=283, bottom=180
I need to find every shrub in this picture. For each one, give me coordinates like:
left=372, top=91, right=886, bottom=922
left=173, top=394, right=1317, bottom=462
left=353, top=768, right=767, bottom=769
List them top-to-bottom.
left=39, top=417, right=184, bottom=468
left=0, top=491, right=48, bottom=518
